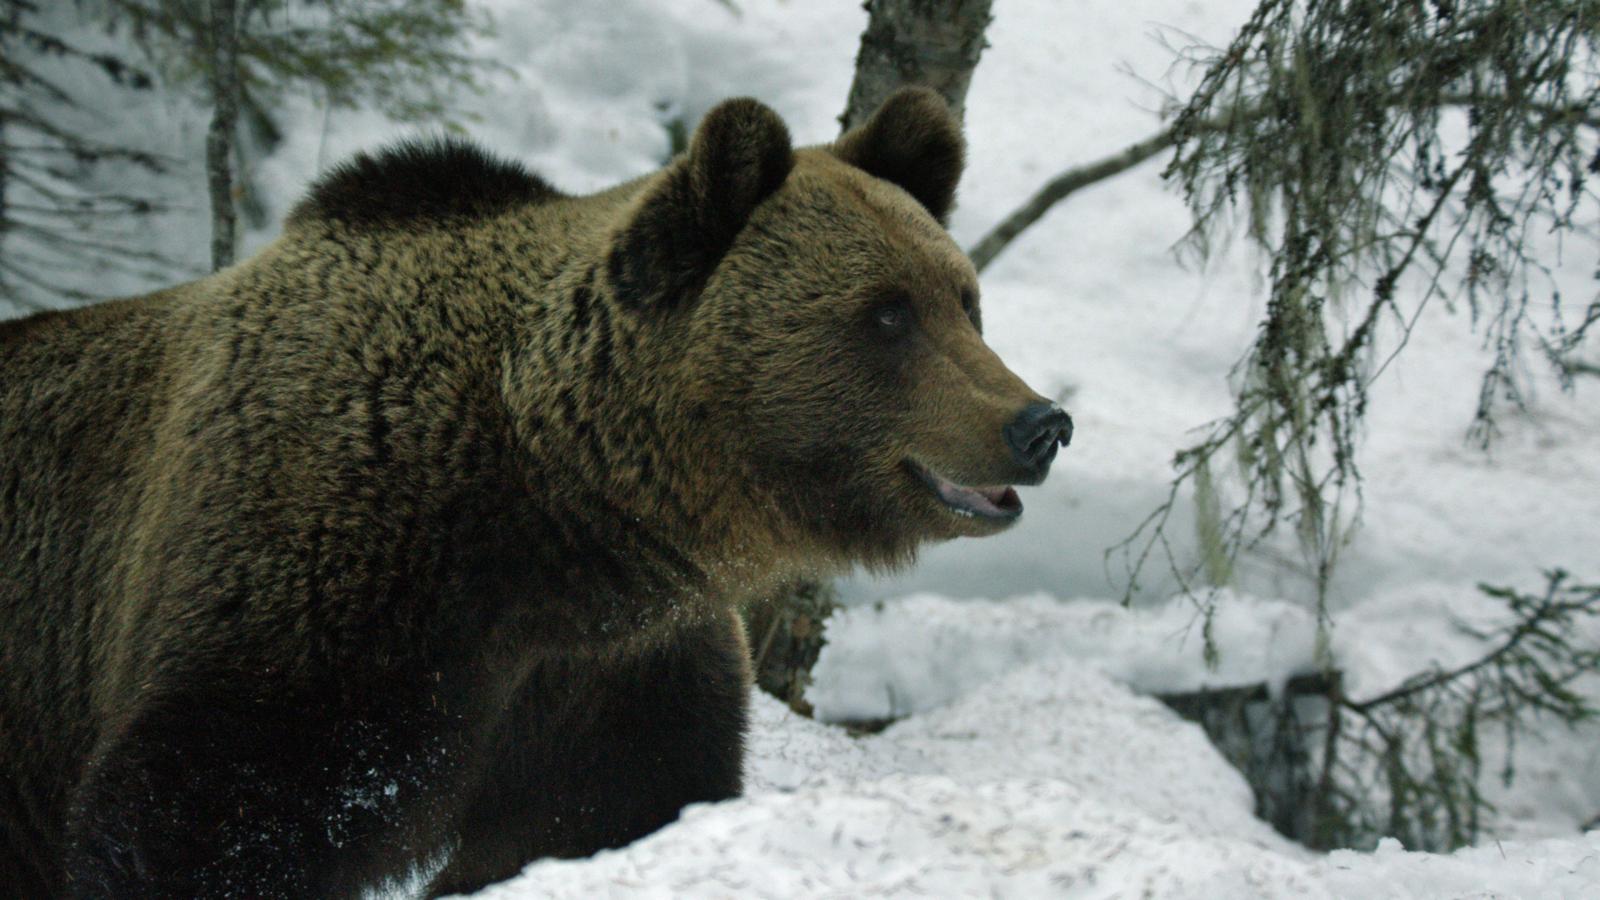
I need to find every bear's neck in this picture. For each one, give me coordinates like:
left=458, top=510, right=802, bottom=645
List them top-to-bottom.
left=496, top=258, right=801, bottom=609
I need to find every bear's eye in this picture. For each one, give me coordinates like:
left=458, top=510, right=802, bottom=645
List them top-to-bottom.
left=873, top=303, right=909, bottom=332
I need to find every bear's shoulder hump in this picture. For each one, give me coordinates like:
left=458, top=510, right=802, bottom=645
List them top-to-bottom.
left=289, top=137, right=560, bottom=229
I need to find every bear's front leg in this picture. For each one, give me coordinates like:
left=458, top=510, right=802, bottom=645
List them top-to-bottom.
left=428, top=610, right=750, bottom=896
left=64, top=677, right=467, bottom=899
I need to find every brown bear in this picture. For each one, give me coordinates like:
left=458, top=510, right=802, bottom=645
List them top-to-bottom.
left=0, top=87, right=1070, bottom=898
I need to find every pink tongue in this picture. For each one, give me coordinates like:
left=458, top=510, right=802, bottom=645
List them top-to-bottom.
left=937, top=481, right=1005, bottom=516
left=978, top=486, right=1012, bottom=505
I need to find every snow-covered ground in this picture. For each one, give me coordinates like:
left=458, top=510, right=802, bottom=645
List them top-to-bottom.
left=13, top=0, right=1600, bottom=896
left=467, top=680, right=1600, bottom=899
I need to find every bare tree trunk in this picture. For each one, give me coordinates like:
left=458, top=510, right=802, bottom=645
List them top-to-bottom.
left=206, top=0, right=239, bottom=271
left=839, top=0, right=994, bottom=133
left=0, top=2, right=16, bottom=307
left=1, top=102, right=10, bottom=309
left=741, top=580, right=836, bottom=717
left=1158, top=672, right=1343, bottom=847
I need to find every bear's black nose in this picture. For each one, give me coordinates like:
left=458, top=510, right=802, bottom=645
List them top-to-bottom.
left=1004, top=403, right=1073, bottom=480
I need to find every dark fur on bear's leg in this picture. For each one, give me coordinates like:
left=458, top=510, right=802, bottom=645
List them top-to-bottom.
left=428, top=612, right=749, bottom=897
left=63, top=678, right=466, bottom=899
left=1, top=835, right=54, bottom=899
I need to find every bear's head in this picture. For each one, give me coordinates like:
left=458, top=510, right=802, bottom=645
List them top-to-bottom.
left=607, top=88, right=1071, bottom=571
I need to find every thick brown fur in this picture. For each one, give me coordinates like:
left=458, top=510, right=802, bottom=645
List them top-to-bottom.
left=0, top=87, right=1059, bottom=898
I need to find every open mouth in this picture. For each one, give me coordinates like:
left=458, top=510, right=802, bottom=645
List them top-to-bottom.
left=906, top=460, right=1022, bottom=521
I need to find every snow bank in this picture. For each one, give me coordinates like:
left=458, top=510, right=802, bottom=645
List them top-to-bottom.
left=810, top=584, right=1596, bottom=722
left=810, top=588, right=1600, bottom=840
left=808, top=592, right=1320, bottom=722
left=464, top=597, right=1597, bottom=897
left=466, top=661, right=1302, bottom=898
left=464, top=667, right=1597, bottom=898
left=468, top=778, right=1317, bottom=900
left=1317, top=835, right=1600, bottom=898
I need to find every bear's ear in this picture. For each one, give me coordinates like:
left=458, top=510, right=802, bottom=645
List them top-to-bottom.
left=832, top=87, right=965, bottom=225
left=609, top=97, right=794, bottom=312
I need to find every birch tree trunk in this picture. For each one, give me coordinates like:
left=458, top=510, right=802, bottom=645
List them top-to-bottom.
left=206, top=0, right=240, bottom=271
left=839, top=0, right=994, bottom=133
left=1, top=102, right=10, bottom=308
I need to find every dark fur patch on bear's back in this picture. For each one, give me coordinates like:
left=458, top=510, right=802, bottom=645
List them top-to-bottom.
left=289, top=137, right=559, bottom=228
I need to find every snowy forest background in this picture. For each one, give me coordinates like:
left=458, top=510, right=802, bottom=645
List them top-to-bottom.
left=4, top=0, right=1600, bottom=896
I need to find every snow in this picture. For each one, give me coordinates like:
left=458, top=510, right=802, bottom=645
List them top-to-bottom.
left=11, top=0, right=1600, bottom=896
left=807, top=587, right=1600, bottom=840
left=808, top=592, right=1320, bottom=722
left=469, top=665, right=1308, bottom=899
left=466, top=673, right=1600, bottom=899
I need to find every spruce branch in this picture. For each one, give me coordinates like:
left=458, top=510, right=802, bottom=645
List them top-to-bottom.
left=1112, top=0, right=1600, bottom=634
left=970, top=91, right=1594, bottom=274
left=1314, top=571, right=1600, bottom=851
left=1347, top=572, right=1600, bottom=717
